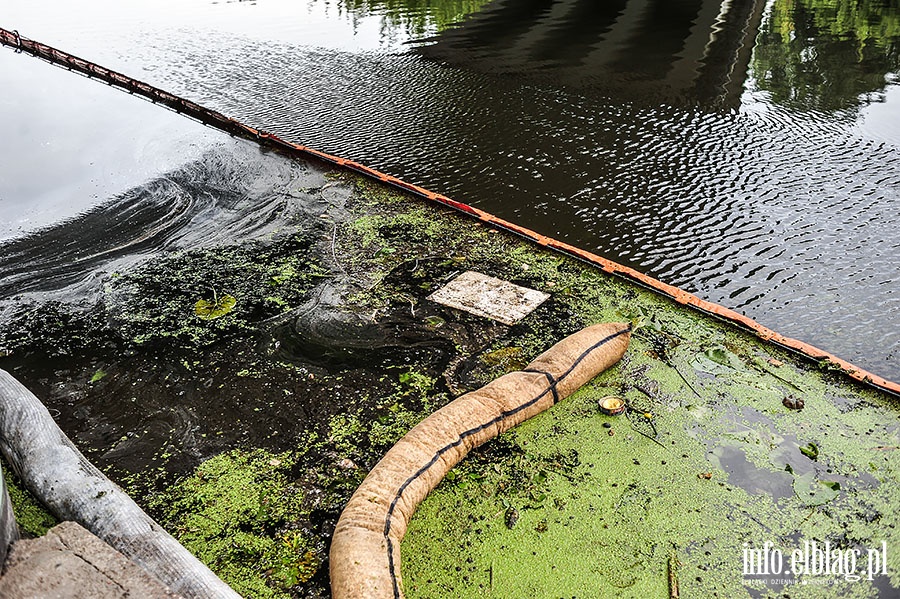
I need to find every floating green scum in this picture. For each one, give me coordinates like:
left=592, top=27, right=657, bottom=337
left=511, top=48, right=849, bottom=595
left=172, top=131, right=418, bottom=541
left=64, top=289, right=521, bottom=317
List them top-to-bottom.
left=3, top=166, right=898, bottom=599
left=400, top=310, right=900, bottom=598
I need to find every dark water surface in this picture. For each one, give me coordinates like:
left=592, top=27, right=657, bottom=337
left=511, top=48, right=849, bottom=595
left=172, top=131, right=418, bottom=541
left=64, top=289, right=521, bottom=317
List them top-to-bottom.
left=2, top=0, right=899, bottom=380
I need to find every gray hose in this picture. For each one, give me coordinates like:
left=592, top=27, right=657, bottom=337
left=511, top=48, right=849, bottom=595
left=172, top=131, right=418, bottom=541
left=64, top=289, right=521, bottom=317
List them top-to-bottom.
left=0, top=368, right=240, bottom=599
left=0, top=465, right=19, bottom=564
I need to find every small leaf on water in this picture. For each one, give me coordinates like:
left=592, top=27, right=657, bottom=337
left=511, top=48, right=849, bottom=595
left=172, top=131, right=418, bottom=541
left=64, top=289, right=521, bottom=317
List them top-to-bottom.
left=194, top=294, right=236, bottom=320
left=424, top=315, right=445, bottom=328
left=705, top=347, right=730, bottom=366
left=90, top=369, right=107, bottom=383
left=800, top=442, right=819, bottom=461
left=793, top=471, right=839, bottom=505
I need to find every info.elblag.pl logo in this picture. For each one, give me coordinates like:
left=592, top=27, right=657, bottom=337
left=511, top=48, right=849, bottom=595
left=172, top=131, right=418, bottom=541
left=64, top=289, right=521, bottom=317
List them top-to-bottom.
left=742, top=540, right=889, bottom=585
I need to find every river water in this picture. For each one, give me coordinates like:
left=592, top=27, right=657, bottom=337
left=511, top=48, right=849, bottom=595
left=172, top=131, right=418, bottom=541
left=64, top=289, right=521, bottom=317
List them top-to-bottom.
left=1, top=0, right=899, bottom=380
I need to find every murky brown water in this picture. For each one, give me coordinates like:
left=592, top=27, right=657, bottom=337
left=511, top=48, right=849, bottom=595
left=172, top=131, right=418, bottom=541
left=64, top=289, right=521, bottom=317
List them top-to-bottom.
left=1, top=0, right=898, bottom=379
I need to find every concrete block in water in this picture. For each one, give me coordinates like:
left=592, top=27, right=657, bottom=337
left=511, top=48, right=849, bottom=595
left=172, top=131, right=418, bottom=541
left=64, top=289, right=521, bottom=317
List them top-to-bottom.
left=0, top=521, right=181, bottom=599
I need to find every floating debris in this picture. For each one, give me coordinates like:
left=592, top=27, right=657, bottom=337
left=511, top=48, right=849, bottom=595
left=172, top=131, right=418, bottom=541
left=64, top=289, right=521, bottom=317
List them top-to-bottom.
left=427, top=271, right=549, bottom=325
left=598, top=395, right=626, bottom=416
left=782, top=395, right=805, bottom=410
left=504, top=506, right=519, bottom=529
left=668, top=546, right=680, bottom=599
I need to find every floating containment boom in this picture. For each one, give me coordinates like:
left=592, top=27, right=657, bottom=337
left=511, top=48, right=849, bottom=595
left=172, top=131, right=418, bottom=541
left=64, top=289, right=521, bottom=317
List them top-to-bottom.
left=0, top=27, right=896, bottom=398
left=330, top=322, right=632, bottom=599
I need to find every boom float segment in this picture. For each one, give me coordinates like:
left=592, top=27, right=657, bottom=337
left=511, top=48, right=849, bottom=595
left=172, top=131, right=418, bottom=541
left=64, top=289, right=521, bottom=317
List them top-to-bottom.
left=329, top=323, right=632, bottom=599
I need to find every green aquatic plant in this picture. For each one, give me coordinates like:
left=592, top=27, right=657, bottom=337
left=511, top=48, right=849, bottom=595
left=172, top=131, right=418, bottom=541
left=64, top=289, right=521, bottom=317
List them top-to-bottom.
left=107, top=234, right=327, bottom=351
left=194, top=289, right=237, bottom=320
left=398, top=369, right=436, bottom=396
left=800, top=441, right=820, bottom=460
left=150, top=449, right=319, bottom=599
left=2, top=463, right=56, bottom=537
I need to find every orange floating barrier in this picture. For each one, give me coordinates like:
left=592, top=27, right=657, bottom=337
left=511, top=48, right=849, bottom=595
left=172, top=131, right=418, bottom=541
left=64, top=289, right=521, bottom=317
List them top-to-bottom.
left=1, top=26, right=896, bottom=398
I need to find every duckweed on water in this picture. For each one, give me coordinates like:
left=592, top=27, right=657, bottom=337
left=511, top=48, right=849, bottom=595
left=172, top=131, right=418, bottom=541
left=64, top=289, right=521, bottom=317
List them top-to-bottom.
left=1, top=166, right=897, bottom=598
left=108, top=234, right=327, bottom=351
left=401, top=307, right=900, bottom=598
left=149, top=449, right=319, bottom=599
left=2, top=463, right=56, bottom=537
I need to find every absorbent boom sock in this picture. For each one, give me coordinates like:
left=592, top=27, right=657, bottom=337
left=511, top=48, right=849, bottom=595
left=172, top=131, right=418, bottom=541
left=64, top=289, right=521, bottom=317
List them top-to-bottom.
left=329, top=322, right=632, bottom=599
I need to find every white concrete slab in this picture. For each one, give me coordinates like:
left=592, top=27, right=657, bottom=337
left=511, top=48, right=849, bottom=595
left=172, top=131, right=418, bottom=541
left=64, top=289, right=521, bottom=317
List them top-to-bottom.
left=427, top=271, right=550, bottom=326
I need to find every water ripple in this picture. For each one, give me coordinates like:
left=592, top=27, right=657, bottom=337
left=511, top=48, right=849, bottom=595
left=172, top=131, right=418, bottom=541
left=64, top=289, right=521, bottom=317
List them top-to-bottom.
left=0, top=141, right=328, bottom=302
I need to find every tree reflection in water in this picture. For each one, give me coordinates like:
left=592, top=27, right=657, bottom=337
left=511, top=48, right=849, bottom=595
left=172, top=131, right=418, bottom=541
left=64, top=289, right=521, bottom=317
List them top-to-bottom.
left=752, top=0, right=900, bottom=111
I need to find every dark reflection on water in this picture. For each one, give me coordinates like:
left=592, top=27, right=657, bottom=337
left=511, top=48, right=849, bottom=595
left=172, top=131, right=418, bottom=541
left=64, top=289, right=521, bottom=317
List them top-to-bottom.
left=2, top=0, right=899, bottom=379
left=418, top=0, right=766, bottom=107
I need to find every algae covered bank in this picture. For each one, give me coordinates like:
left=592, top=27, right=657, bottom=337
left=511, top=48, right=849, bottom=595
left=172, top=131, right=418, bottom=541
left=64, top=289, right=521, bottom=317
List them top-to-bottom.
left=0, top=137, right=898, bottom=598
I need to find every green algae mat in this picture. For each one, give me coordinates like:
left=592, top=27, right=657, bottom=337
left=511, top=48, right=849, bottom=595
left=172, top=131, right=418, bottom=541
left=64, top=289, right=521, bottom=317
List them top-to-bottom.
left=1, top=152, right=898, bottom=598
left=344, top=195, right=900, bottom=597
left=402, top=312, right=900, bottom=598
